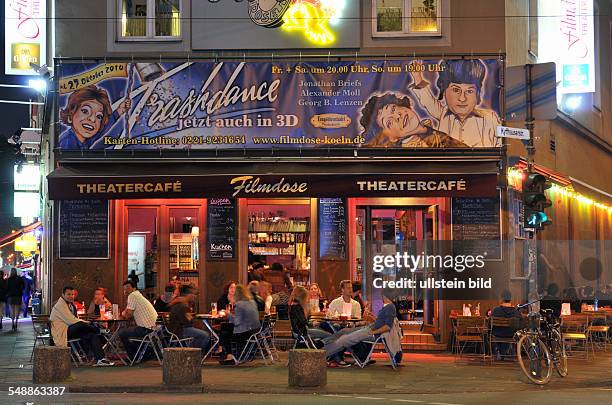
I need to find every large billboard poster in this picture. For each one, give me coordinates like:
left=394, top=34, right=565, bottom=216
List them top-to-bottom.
left=56, top=59, right=502, bottom=151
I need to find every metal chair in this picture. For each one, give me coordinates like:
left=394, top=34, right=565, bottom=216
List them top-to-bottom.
left=585, top=313, right=610, bottom=352
left=561, top=314, right=595, bottom=360
left=30, top=315, right=51, bottom=361
left=453, top=316, right=487, bottom=362
left=488, top=316, right=520, bottom=363
left=235, top=317, right=274, bottom=364
left=349, top=319, right=402, bottom=370
left=129, top=326, right=165, bottom=366
left=67, top=338, right=88, bottom=367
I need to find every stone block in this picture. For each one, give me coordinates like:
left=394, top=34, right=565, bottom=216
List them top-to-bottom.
left=32, top=346, right=71, bottom=383
left=162, top=348, right=202, bottom=386
left=288, top=349, right=327, bottom=388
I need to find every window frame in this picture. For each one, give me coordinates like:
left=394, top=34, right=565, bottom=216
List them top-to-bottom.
left=117, top=0, right=182, bottom=42
left=372, top=0, right=442, bottom=38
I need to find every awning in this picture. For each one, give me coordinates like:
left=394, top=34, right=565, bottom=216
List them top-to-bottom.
left=48, top=160, right=500, bottom=200
left=0, top=221, right=42, bottom=249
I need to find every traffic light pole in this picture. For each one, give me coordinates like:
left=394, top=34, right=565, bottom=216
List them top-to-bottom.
left=524, top=64, right=540, bottom=310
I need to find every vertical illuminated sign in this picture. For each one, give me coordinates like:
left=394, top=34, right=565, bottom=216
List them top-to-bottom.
left=5, top=0, right=47, bottom=75
left=539, top=0, right=595, bottom=94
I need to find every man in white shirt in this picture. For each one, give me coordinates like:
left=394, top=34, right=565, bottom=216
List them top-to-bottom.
left=409, top=59, right=501, bottom=148
left=118, top=280, right=159, bottom=362
left=328, top=280, right=362, bottom=319
left=50, top=286, right=114, bottom=366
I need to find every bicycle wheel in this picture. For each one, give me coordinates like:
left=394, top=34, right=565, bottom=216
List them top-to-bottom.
left=550, top=329, right=568, bottom=377
left=517, top=334, right=552, bottom=385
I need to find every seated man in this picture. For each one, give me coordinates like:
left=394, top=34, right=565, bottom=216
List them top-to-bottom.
left=118, top=280, right=159, bottom=362
left=328, top=280, right=362, bottom=319
left=168, top=285, right=210, bottom=352
left=50, top=286, right=114, bottom=366
left=323, top=288, right=397, bottom=367
left=491, top=290, right=521, bottom=360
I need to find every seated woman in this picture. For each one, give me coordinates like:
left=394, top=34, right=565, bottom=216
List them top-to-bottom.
left=217, top=281, right=236, bottom=312
left=259, top=281, right=273, bottom=315
left=307, top=283, right=325, bottom=313
left=218, top=284, right=261, bottom=365
left=289, top=286, right=331, bottom=344
left=87, top=287, right=113, bottom=317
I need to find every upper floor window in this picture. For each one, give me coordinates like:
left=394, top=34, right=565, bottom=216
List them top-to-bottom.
left=119, top=0, right=181, bottom=40
left=373, top=0, right=441, bottom=37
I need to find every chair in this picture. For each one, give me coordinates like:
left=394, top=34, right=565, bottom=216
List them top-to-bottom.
left=586, top=313, right=610, bottom=352
left=561, top=314, right=594, bottom=360
left=30, top=315, right=51, bottom=361
left=453, top=316, right=487, bottom=361
left=488, top=316, right=520, bottom=363
left=234, top=317, right=275, bottom=365
left=350, top=318, right=402, bottom=370
left=272, top=319, right=294, bottom=350
left=129, top=326, right=165, bottom=366
left=164, top=326, right=194, bottom=348
left=67, top=338, right=88, bottom=367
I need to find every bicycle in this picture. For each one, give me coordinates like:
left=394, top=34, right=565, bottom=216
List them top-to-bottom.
left=515, top=301, right=568, bottom=385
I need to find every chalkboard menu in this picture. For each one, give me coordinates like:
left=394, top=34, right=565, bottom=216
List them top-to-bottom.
left=452, top=195, right=502, bottom=260
left=207, top=198, right=236, bottom=260
left=318, top=198, right=347, bottom=260
left=59, top=199, right=110, bottom=259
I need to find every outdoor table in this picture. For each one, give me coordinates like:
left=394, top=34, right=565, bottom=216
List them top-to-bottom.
left=194, top=314, right=223, bottom=361
left=322, top=317, right=363, bottom=332
left=90, top=318, right=131, bottom=365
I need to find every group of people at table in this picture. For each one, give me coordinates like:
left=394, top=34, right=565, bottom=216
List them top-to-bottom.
left=47, top=278, right=399, bottom=368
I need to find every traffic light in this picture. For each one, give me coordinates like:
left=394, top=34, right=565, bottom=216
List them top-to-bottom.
left=523, top=172, right=552, bottom=231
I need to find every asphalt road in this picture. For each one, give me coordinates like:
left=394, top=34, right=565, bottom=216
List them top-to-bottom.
left=2, top=388, right=612, bottom=405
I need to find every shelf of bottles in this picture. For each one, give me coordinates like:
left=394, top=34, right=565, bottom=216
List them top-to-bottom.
left=248, top=215, right=309, bottom=257
left=170, top=233, right=195, bottom=271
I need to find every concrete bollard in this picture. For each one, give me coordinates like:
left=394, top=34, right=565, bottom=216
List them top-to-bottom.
left=32, top=346, right=71, bottom=383
left=162, top=348, right=202, bottom=386
left=288, top=349, right=327, bottom=388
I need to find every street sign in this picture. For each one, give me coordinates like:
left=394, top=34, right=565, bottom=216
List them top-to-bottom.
left=505, top=63, right=557, bottom=121
left=496, top=125, right=530, bottom=140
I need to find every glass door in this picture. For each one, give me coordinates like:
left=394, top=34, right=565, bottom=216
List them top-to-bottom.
left=356, top=205, right=438, bottom=325
left=127, top=207, right=159, bottom=299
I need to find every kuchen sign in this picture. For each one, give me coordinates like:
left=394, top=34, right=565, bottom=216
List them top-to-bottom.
left=56, top=59, right=503, bottom=152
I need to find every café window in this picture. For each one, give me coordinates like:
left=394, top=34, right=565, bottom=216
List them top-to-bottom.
left=119, top=0, right=181, bottom=39
left=373, top=0, right=441, bottom=37
left=247, top=200, right=311, bottom=289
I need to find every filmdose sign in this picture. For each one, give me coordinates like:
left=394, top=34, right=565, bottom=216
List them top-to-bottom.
left=5, top=0, right=46, bottom=75
left=539, top=0, right=595, bottom=94
left=56, top=59, right=503, bottom=152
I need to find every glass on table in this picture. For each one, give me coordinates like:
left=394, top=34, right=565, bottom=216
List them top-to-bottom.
left=211, top=303, right=217, bottom=316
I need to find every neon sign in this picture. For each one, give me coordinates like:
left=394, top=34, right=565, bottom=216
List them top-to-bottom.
left=281, top=0, right=345, bottom=45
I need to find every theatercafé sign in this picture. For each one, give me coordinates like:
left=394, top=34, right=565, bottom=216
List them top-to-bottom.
left=56, top=174, right=494, bottom=200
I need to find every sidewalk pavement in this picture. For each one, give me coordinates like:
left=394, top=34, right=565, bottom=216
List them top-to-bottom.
left=1, top=318, right=611, bottom=395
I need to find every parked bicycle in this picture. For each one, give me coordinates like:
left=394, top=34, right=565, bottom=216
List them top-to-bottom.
left=515, top=301, right=568, bottom=385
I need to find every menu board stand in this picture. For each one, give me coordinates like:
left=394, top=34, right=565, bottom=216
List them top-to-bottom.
left=451, top=193, right=502, bottom=261
left=207, top=198, right=237, bottom=260
left=318, top=198, right=347, bottom=260
left=59, top=199, right=110, bottom=259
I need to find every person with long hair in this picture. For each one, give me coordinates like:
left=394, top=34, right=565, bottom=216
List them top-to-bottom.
left=6, top=268, right=25, bottom=331
left=0, top=270, right=7, bottom=329
left=217, top=281, right=237, bottom=311
left=258, top=281, right=273, bottom=314
left=307, top=283, right=325, bottom=313
left=218, top=284, right=261, bottom=365
left=289, top=286, right=331, bottom=342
